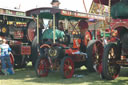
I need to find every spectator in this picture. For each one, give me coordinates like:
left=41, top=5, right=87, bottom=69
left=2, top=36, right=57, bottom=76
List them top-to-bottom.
left=58, top=22, right=64, bottom=31
left=0, top=38, right=14, bottom=75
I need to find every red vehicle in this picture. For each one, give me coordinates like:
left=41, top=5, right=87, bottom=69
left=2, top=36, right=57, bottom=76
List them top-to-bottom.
left=94, top=0, right=128, bottom=80
left=26, top=7, right=105, bottom=78
left=0, top=8, right=40, bottom=70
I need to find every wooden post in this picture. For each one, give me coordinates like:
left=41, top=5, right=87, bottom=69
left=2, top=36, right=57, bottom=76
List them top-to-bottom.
left=83, top=0, right=87, bottom=12
left=108, top=0, right=111, bottom=19
left=53, top=14, right=56, bottom=44
left=37, top=15, right=39, bottom=44
left=65, top=18, right=68, bottom=30
left=103, top=22, right=106, bottom=39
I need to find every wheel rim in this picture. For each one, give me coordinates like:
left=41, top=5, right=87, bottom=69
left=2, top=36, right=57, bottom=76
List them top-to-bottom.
left=27, top=28, right=35, bottom=42
left=92, top=42, right=103, bottom=73
left=107, top=47, right=119, bottom=79
left=10, top=53, right=14, bottom=65
left=37, top=58, right=50, bottom=77
left=63, top=58, right=74, bottom=78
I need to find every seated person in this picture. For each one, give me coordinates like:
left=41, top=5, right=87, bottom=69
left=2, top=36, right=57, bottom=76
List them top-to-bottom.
left=78, top=19, right=89, bottom=52
left=42, top=21, right=65, bottom=42
left=58, top=22, right=64, bottom=31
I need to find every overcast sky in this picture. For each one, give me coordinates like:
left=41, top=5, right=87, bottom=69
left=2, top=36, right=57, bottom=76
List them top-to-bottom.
left=0, top=0, right=93, bottom=12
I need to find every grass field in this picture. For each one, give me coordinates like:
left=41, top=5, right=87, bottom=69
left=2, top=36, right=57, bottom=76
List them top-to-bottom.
left=0, top=63, right=128, bottom=85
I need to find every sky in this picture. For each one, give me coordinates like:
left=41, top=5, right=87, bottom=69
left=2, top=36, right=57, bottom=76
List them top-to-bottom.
left=0, top=0, right=93, bottom=12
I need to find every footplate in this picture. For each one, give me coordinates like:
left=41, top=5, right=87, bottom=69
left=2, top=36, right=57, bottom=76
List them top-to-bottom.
left=116, top=59, right=128, bottom=65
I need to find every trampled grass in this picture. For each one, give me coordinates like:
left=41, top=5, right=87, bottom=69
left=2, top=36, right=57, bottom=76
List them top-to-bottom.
left=0, top=63, right=128, bottom=85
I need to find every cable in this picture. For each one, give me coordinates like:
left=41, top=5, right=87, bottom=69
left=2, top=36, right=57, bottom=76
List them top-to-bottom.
left=82, top=0, right=87, bottom=13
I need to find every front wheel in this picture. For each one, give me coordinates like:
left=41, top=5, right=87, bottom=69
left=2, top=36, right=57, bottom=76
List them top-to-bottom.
left=102, top=43, right=120, bottom=80
left=35, top=56, right=50, bottom=77
left=60, top=56, right=74, bottom=79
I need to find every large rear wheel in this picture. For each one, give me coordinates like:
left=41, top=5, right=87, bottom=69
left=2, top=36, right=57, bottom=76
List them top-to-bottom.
left=27, top=21, right=36, bottom=42
left=31, top=36, right=39, bottom=66
left=86, top=40, right=103, bottom=73
left=102, top=43, right=120, bottom=80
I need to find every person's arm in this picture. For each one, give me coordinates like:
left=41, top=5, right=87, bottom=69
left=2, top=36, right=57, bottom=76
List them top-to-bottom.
left=57, top=29, right=65, bottom=39
left=60, top=31, right=65, bottom=38
left=8, top=45, right=12, bottom=54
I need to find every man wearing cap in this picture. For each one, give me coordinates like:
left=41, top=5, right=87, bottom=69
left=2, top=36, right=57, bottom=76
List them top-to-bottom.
left=51, top=0, right=60, bottom=8
left=78, top=19, right=89, bottom=52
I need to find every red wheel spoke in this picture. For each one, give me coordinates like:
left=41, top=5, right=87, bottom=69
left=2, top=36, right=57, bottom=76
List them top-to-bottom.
left=62, top=57, right=74, bottom=78
left=66, top=60, right=70, bottom=65
left=39, top=64, right=44, bottom=69
left=64, top=64, right=69, bottom=70
left=97, top=64, right=102, bottom=73
left=64, top=70, right=70, bottom=76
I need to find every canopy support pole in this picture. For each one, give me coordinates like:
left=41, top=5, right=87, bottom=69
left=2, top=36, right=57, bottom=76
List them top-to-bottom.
left=83, top=0, right=87, bottom=12
left=108, top=0, right=111, bottom=19
left=53, top=14, right=56, bottom=44
left=37, top=15, right=39, bottom=44
left=65, top=18, right=68, bottom=30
